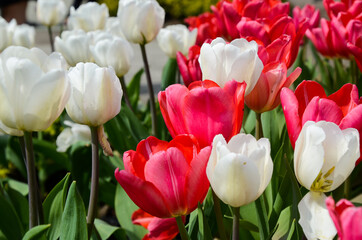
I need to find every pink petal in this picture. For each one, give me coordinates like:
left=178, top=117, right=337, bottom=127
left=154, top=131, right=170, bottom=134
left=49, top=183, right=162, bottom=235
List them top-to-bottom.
left=328, top=84, right=359, bottom=116
left=301, top=97, right=344, bottom=125
left=136, top=136, right=168, bottom=161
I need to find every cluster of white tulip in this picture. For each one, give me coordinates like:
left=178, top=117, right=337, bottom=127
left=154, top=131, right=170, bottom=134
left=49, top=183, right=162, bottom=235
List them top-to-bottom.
left=36, top=0, right=68, bottom=27
left=0, top=17, right=35, bottom=52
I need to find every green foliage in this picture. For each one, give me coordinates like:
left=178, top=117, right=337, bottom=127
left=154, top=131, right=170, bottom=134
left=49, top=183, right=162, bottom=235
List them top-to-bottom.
left=158, top=0, right=219, bottom=19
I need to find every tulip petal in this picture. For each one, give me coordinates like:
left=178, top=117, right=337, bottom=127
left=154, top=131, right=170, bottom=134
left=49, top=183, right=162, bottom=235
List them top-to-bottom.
left=294, top=80, right=327, bottom=116
left=328, top=84, right=359, bottom=115
left=302, top=97, right=344, bottom=125
left=136, top=136, right=169, bottom=161
left=144, top=148, right=189, bottom=216
left=115, top=169, right=171, bottom=218
left=298, top=192, right=337, bottom=240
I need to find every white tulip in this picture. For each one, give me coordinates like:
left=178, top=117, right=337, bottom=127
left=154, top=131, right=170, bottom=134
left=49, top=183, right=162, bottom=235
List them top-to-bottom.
left=36, top=0, right=68, bottom=26
left=117, top=0, right=165, bottom=44
left=67, top=2, right=109, bottom=32
left=0, top=17, right=12, bottom=52
left=105, top=17, right=125, bottom=39
left=12, top=24, right=35, bottom=49
left=156, top=24, right=197, bottom=58
left=54, top=29, right=93, bottom=67
left=90, top=35, right=133, bottom=77
left=199, top=37, right=263, bottom=94
left=0, top=46, right=69, bottom=132
left=66, top=62, right=122, bottom=126
left=0, top=120, right=23, bottom=136
left=56, top=120, right=91, bottom=152
left=294, top=121, right=360, bottom=192
left=206, top=134, right=273, bottom=207
left=298, top=192, right=336, bottom=240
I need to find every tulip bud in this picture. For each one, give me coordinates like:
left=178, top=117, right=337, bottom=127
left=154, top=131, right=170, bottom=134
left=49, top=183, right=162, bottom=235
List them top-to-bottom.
left=36, top=0, right=68, bottom=26
left=117, top=0, right=165, bottom=44
left=67, top=2, right=109, bottom=32
left=0, top=17, right=12, bottom=52
left=12, top=24, right=35, bottom=49
left=157, top=24, right=197, bottom=58
left=199, top=37, right=263, bottom=95
left=0, top=46, right=69, bottom=132
left=65, top=62, right=123, bottom=126
left=56, top=120, right=91, bottom=152
left=206, top=134, right=273, bottom=207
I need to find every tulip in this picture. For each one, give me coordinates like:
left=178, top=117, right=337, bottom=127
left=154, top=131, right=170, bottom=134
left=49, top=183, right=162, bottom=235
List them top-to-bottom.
left=36, top=0, right=68, bottom=26
left=117, top=0, right=165, bottom=44
left=67, top=2, right=109, bottom=32
left=293, top=4, right=320, bottom=30
left=0, top=17, right=13, bottom=52
left=105, top=17, right=125, bottom=39
left=12, top=24, right=35, bottom=49
left=157, top=24, right=197, bottom=58
left=54, top=29, right=93, bottom=67
left=90, top=35, right=134, bottom=77
left=198, top=37, right=263, bottom=95
left=176, top=45, right=202, bottom=87
left=0, top=46, right=69, bottom=131
left=65, top=62, right=122, bottom=127
left=158, top=80, right=246, bottom=148
left=280, top=80, right=362, bottom=164
left=0, top=120, right=23, bottom=136
left=56, top=120, right=91, bottom=152
left=294, top=121, right=359, bottom=192
left=207, top=134, right=273, bottom=207
left=114, top=135, right=211, bottom=218
left=298, top=192, right=337, bottom=240
left=326, top=196, right=362, bottom=240
left=132, top=209, right=185, bottom=240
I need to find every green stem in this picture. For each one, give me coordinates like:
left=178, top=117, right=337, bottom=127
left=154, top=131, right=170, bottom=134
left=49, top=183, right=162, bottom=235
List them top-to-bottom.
left=47, top=26, right=54, bottom=52
left=139, top=44, right=157, bottom=137
left=119, top=76, right=135, bottom=113
left=255, top=112, right=263, bottom=140
left=87, top=126, right=100, bottom=239
left=24, top=131, right=41, bottom=228
left=344, top=176, right=351, bottom=199
left=212, top=191, right=227, bottom=240
left=232, top=207, right=240, bottom=240
left=175, top=216, right=189, bottom=240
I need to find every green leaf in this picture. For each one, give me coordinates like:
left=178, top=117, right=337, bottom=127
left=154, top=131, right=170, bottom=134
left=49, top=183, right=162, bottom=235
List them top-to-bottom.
left=161, top=58, right=178, bottom=90
left=127, top=68, right=144, bottom=109
left=243, top=109, right=256, bottom=134
left=6, top=137, right=26, bottom=178
left=32, top=139, right=70, bottom=170
left=7, top=179, right=28, bottom=196
left=60, top=181, right=88, bottom=240
left=114, top=184, right=147, bottom=240
left=6, top=186, right=29, bottom=231
left=0, top=194, right=24, bottom=239
left=255, top=195, right=270, bottom=240
left=197, top=203, right=212, bottom=240
left=271, top=206, right=292, bottom=240
left=94, top=219, right=125, bottom=240
left=286, top=219, right=298, bottom=240
left=22, top=224, right=50, bottom=240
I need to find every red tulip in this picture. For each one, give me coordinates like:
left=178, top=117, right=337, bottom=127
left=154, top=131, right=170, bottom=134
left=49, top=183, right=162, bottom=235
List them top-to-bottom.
left=293, top=4, right=320, bottom=30
left=176, top=45, right=202, bottom=87
left=158, top=80, right=246, bottom=148
left=280, top=80, right=362, bottom=164
left=115, top=134, right=211, bottom=218
left=326, top=196, right=362, bottom=240
left=132, top=209, right=185, bottom=240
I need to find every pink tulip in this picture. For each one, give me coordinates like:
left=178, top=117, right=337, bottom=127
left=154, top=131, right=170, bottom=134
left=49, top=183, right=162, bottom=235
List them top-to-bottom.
left=293, top=4, right=320, bottom=29
left=176, top=45, right=202, bottom=87
left=158, top=80, right=246, bottom=148
left=280, top=80, right=362, bottom=164
left=115, top=134, right=211, bottom=218
left=326, top=196, right=362, bottom=240
left=132, top=209, right=185, bottom=240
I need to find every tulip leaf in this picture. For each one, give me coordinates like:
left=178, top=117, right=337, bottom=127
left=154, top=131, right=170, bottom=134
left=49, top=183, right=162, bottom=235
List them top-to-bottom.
left=161, top=58, right=178, bottom=90
left=127, top=68, right=144, bottom=109
left=243, top=109, right=256, bottom=134
left=0, top=135, right=9, bottom=167
left=6, top=137, right=27, bottom=178
left=32, top=139, right=70, bottom=170
left=7, top=179, right=28, bottom=196
left=60, top=181, right=88, bottom=240
left=114, top=184, right=147, bottom=240
left=5, top=186, right=29, bottom=231
left=0, top=193, right=24, bottom=239
left=255, top=195, right=270, bottom=240
left=197, top=203, right=213, bottom=240
left=270, top=206, right=292, bottom=240
left=187, top=210, right=199, bottom=238
left=94, top=218, right=126, bottom=240
left=286, top=219, right=298, bottom=240
left=22, top=224, right=50, bottom=240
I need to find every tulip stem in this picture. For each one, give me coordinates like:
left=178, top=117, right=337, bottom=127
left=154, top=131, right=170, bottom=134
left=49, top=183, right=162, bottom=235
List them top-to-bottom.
left=47, top=26, right=55, bottom=52
left=139, top=44, right=158, bottom=137
left=119, top=76, right=135, bottom=113
left=255, top=112, right=264, bottom=140
left=87, top=126, right=100, bottom=239
left=24, top=131, right=41, bottom=228
left=212, top=191, right=227, bottom=240
left=255, top=195, right=269, bottom=240
left=232, top=207, right=240, bottom=240
left=175, top=216, right=189, bottom=240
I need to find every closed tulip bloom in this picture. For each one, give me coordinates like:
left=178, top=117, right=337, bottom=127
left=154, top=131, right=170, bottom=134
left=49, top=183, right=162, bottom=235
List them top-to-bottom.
left=36, top=0, right=68, bottom=26
left=117, top=0, right=165, bottom=44
left=67, top=2, right=109, bottom=32
left=0, top=17, right=13, bottom=52
left=105, top=17, right=125, bottom=39
left=12, top=24, right=35, bottom=49
left=157, top=24, right=197, bottom=58
left=54, top=29, right=93, bottom=67
left=90, top=35, right=134, bottom=77
left=199, top=37, right=263, bottom=95
left=176, top=44, right=202, bottom=87
left=0, top=46, right=69, bottom=131
left=65, top=62, right=122, bottom=126
left=158, top=80, right=246, bottom=148
left=56, top=120, right=91, bottom=152
left=294, top=121, right=359, bottom=192
left=206, top=134, right=273, bottom=207
left=115, top=135, right=211, bottom=218
left=326, top=197, right=362, bottom=240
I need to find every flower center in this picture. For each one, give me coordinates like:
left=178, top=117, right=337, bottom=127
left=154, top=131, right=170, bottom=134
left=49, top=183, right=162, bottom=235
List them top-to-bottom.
left=310, top=166, right=335, bottom=192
